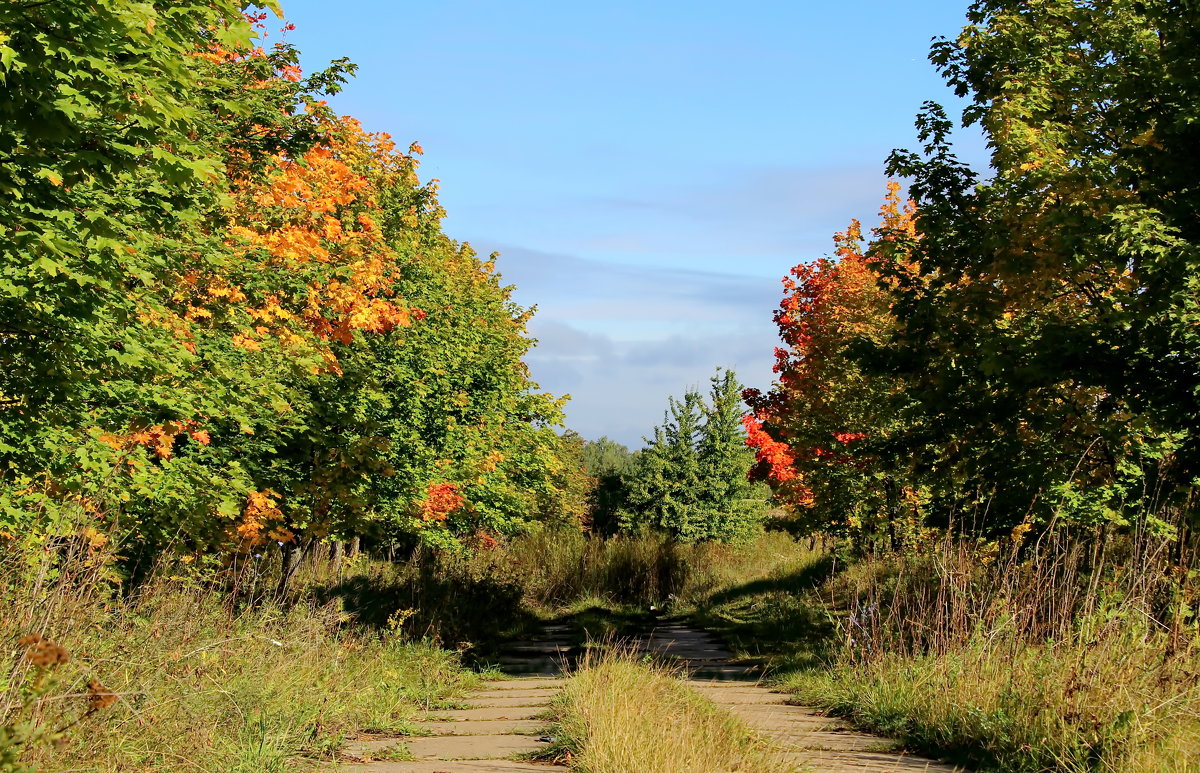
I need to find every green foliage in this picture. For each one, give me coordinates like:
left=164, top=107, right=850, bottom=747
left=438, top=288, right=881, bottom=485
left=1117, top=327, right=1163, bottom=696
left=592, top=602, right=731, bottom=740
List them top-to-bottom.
left=749, top=0, right=1200, bottom=543
left=873, top=0, right=1200, bottom=533
left=0, top=1, right=348, bottom=552
left=0, top=3, right=583, bottom=568
left=624, top=369, right=767, bottom=542
left=582, top=437, right=635, bottom=534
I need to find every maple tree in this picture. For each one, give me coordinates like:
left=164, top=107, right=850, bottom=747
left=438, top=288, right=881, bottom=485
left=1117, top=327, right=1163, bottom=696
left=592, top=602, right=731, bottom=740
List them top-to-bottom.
left=750, top=0, right=1200, bottom=545
left=875, top=0, right=1199, bottom=535
left=0, top=1, right=351, bottom=558
left=0, top=2, right=588, bottom=569
left=745, top=185, right=923, bottom=542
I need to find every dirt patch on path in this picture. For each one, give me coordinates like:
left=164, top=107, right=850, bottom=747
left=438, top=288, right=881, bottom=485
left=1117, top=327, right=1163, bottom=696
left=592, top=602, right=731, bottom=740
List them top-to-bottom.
left=335, top=622, right=967, bottom=772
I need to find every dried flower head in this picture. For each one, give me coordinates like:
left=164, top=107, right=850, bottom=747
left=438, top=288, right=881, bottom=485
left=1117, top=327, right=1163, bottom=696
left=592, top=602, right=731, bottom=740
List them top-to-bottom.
left=19, top=633, right=70, bottom=667
left=87, top=680, right=117, bottom=711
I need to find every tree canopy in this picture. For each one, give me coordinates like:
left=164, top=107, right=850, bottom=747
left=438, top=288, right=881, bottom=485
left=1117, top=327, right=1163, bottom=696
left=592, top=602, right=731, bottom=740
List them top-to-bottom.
left=747, top=0, right=1200, bottom=545
left=0, top=2, right=584, bottom=563
left=624, top=369, right=768, bottom=542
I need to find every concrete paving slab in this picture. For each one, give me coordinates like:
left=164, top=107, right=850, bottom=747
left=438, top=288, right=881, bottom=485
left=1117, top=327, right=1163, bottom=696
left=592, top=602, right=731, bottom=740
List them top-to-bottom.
left=339, top=623, right=966, bottom=773
left=482, top=678, right=565, bottom=690
left=685, top=678, right=770, bottom=688
left=689, top=687, right=789, bottom=704
left=472, top=689, right=560, bottom=700
left=466, top=695, right=554, bottom=709
left=729, top=703, right=853, bottom=731
left=426, top=706, right=547, bottom=722
left=407, top=720, right=546, bottom=736
left=767, top=730, right=903, bottom=752
left=405, top=734, right=544, bottom=760
left=342, top=736, right=413, bottom=758
left=338, top=761, right=567, bottom=772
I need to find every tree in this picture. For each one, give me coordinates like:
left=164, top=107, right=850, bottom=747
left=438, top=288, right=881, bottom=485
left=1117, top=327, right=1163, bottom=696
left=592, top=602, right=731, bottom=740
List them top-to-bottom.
left=875, top=0, right=1200, bottom=534
left=750, top=1, right=1200, bottom=544
left=0, top=2, right=352, bottom=552
left=0, top=4, right=585, bottom=567
left=215, top=111, right=583, bottom=553
left=745, top=186, right=924, bottom=545
left=625, top=369, right=766, bottom=542
left=698, top=369, right=769, bottom=541
left=624, top=390, right=706, bottom=538
left=582, top=437, right=635, bottom=535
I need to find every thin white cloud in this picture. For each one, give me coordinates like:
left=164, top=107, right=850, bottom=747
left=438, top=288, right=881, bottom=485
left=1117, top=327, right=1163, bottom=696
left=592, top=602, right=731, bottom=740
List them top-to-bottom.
left=462, top=163, right=903, bottom=446
left=498, top=247, right=784, bottom=447
left=527, top=320, right=777, bottom=448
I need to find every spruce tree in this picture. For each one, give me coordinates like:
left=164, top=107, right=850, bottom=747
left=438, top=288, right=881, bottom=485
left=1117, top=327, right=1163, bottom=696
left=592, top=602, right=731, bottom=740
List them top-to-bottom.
left=622, top=368, right=766, bottom=541
left=697, top=369, right=766, bottom=541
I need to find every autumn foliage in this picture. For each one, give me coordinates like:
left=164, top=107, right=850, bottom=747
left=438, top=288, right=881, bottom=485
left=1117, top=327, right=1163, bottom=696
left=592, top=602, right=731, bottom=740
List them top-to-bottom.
left=748, top=1, right=1200, bottom=551
left=0, top=3, right=584, bottom=566
left=744, top=184, right=919, bottom=539
left=419, top=483, right=466, bottom=523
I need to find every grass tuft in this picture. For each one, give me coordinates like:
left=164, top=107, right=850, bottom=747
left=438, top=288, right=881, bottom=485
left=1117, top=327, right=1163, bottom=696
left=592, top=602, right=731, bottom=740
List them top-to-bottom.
left=542, top=648, right=800, bottom=773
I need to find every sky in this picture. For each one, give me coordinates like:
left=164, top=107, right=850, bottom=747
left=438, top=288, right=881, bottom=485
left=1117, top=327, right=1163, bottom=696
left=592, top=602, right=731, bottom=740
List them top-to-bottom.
left=278, top=1, right=990, bottom=448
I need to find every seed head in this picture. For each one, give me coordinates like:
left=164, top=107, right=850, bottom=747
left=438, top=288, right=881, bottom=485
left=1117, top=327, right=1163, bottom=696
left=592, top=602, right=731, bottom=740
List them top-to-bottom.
left=19, top=634, right=70, bottom=667
left=87, top=680, right=117, bottom=711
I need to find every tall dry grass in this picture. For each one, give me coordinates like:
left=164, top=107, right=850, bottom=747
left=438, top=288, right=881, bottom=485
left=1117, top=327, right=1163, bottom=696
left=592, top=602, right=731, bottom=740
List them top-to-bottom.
left=478, top=528, right=808, bottom=609
left=289, top=529, right=812, bottom=647
left=780, top=532, right=1200, bottom=772
left=1, top=538, right=482, bottom=773
left=546, top=648, right=799, bottom=773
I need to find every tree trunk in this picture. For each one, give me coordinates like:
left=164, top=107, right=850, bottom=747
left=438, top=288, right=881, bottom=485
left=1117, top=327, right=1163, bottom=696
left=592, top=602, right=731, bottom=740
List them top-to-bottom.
left=276, top=542, right=295, bottom=599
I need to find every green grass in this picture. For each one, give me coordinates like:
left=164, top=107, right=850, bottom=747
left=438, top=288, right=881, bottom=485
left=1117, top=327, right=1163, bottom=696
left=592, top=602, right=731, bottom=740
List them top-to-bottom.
left=14, top=526, right=1191, bottom=773
left=681, top=541, right=1200, bottom=773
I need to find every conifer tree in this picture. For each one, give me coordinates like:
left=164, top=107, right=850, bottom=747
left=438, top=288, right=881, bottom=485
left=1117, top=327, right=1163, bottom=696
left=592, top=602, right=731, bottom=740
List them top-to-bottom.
left=623, top=369, right=765, bottom=541
left=697, top=369, right=766, bottom=541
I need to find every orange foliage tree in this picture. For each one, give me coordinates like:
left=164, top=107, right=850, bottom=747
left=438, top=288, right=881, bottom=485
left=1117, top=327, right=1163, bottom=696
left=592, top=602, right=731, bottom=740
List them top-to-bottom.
left=744, top=184, right=925, bottom=542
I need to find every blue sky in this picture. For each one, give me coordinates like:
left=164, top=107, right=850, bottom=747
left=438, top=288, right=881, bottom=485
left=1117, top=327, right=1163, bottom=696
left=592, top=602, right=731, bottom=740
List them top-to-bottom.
left=279, top=1, right=989, bottom=447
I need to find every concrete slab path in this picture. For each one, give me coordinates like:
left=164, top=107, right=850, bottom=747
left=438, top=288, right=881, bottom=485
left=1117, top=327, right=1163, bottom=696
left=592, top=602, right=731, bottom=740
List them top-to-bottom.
left=335, top=622, right=968, bottom=772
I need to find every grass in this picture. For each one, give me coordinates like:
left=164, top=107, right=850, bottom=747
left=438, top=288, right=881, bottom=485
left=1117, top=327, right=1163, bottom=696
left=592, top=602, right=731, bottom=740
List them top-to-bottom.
left=12, top=523, right=1193, bottom=772
left=0, top=527, right=814, bottom=771
left=291, top=527, right=1199, bottom=773
left=296, top=528, right=817, bottom=656
left=684, top=536, right=1200, bottom=773
left=771, top=550, right=1200, bottom=773
left=1, top=551, right=485, bottom=772
left=782, top=633, right=1200, bottom=773
left=540, top=649, right=800, bottom=773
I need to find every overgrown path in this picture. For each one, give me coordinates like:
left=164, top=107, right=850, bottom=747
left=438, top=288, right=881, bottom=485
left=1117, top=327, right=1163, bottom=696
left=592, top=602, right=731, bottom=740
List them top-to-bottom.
left=338, top=623, right=967, bottom=772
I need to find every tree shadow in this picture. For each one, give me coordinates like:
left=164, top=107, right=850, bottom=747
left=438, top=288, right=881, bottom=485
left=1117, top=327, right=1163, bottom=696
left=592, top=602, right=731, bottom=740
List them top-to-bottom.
left=690, top=553, right=839, bottom=674
left=309, top=562, right=543, bottom=661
